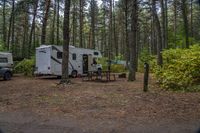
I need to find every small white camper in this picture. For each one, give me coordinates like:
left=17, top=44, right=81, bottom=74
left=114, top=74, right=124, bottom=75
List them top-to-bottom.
left=34, top=45, right=102, bottom=77
left=0, top=52, right=13, bottom=68
left=0, top=52, right=13, bottom=80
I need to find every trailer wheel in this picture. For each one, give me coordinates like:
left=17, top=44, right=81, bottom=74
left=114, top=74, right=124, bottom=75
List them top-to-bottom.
left=71, top=70, right=77, bottom=78
left=4, top=72, right=11, bottom=80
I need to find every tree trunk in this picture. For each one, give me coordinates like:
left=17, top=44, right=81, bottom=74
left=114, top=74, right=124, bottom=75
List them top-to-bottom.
left=2, top=0, right=7, bottom=47
left=7, top=0, right=15, bottom=51
left=11, top=0, right=15, bottom=53
left=28, top=0, right=39, bottom=58
left=41, top=0, right=51, bottom=44
left=50, top=0, right=56, bottom=44
left=56, top=0, right=60, bottom=45
left=61, top=0, right=71, bottom=83
left=79, top=0, right=84, bottom=48
left=91, top=0, right=96, bottom=49
left=102, top=0, right=107, bottom=57
left=108, top=0, right=113, bottom=62
left=113, top=0, right=118, bottom=56
left=124, top=0, right=130, bottom=68
left=128, top=0, right=138, bottom=81
left=152, top=0, right=163, bottom=66
left=160, top=0, right=166, bottom=49
left=165, top=0, right=168, bottom=48
left=174, top=0, right=177, bottom=47
left=181, top=0, right=189, bottom=48
left=190, top=0, right=193, bottom=44
left=72, top=3, right=77, bottom=46
left=22, top=8, right=29, bottom=58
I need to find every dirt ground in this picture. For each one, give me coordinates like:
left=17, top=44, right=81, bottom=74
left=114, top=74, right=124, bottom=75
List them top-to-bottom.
left=0, top=73, right=200, bottom=133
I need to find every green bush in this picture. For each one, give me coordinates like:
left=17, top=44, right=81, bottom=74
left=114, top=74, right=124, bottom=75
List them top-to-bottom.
left=153, top=44, right=200, bottom=91
left=98, top=57, right=127, bottom=73
left=14, top=58, right=35, bottom=76
left=111, top=64, right=126, bottom=73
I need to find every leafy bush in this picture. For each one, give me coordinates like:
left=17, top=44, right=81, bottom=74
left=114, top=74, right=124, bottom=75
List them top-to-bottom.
left=153, top=44, right=200, bottom=91
left=98, top=57, right=127, bottom=73
left=98, top=57, right=108, bottom=71
left=14, top=58, right=35, bottom=76
left=111, top=64, right=126, bottom=73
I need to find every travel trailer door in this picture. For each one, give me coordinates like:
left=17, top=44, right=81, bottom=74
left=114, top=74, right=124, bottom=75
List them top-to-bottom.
left=82, top=54, right=88, bottom=74
left=88, top=54, right=93, bottom=71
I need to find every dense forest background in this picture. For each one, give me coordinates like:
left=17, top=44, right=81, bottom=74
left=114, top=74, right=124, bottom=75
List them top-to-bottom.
left=1, top=0, right=200, bottom=58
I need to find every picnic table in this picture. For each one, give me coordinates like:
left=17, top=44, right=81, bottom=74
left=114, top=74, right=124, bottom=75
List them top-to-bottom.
left=82, top=70, right=116, bottom=82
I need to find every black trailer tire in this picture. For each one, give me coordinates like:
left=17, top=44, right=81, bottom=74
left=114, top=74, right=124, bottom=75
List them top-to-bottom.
left=71, top=70, right=77, bottom=78
left=4, top=72, right=11, bottom=80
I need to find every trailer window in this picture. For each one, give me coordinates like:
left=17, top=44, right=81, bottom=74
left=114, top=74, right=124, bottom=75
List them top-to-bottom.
left=57, top=52, right=62, bottom=59
left=94, top=52, right=99, bottom=56
left=72, top=53, right=76, bottom=60
left=0, top=57, right=8, bottom=63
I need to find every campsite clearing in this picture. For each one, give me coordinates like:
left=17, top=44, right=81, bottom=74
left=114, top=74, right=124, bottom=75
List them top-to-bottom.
left=0, top=73, right=200, bottom=133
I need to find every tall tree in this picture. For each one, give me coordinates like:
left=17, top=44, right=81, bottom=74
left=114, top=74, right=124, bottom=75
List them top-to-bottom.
left=2, top=0, right=7, bottom=47
left=7, top=0, right=15, bottom=51
left=11, top=0, right=15, bottom=52
left=28, top=0, right=39, bottom=57
left=41, top=0, right=51, bottom=44
left=50, top=0, right=57, bottom=44
left=56, top=0, right=60, bottom=45
left=61, top=0, right=71, bottom=83
left=79, top=0, right=84, bottom=48
left=90, top=0, right=96, bottom=49
left=101, top=0, right=107, bottom=56
left=108, top=0, right=112, bottom=62
left=113, top=0, right=118, bottom=56
left=124, top=0, right=130, bottom=67
left=128, top=0, right=138, bottom=81
left=152, top=0, right=163, bottom=66
left=160, top=0, right=166, bottom=49
left=164, top=0, right=168, bottom=48
left=173, top=0, right=177, bottom=46
left=181, top=0, right=190, bottom=48
left=190, top=0, right=193, bottom=42
left=72, top=1, right=78, bottom=46
left=22, top=5, right=29, bottom=58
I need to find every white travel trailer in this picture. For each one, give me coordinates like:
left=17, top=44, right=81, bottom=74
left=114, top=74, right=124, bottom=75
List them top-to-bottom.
left=34, top=45, right=102, bottom=77
left=0, top=52, right=13, bottom=68
left=0, top=52, right=13, bottom=80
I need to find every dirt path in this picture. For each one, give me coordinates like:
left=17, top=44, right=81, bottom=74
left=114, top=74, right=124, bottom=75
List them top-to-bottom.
left=0, top=74, right=200, bottom=133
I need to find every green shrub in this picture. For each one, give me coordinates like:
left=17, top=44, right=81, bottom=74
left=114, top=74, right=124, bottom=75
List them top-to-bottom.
left=153, top=44, right=200, bottom=91
left=98, top=57, right=127, bottom=73
left=98, top=57, right=108, bottom=71
left=14, top=58, right=35, bottom=76
left=111, top=64, right=126, bottom=73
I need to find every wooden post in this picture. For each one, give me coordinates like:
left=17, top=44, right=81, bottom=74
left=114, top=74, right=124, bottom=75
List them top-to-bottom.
left=107, top=60, right=111, bottom=81
left=143, top=63, right=149, bottom=92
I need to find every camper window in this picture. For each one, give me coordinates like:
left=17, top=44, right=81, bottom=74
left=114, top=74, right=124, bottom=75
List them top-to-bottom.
left=57, top=52, right=62, bottom=59
left=94, top=52, right=99, bottom=56
left=72, top=53, right=76, bottom=60
left=0, top=57, right=8, bottom=63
